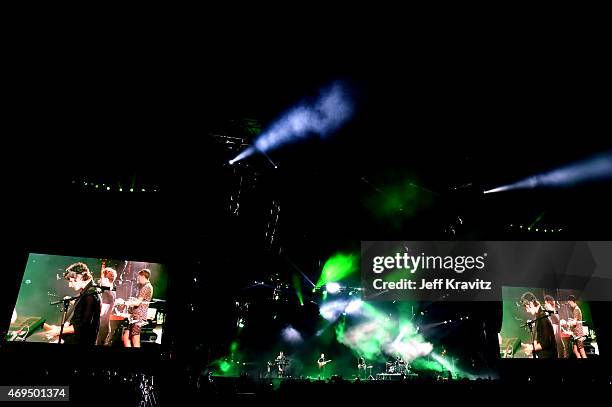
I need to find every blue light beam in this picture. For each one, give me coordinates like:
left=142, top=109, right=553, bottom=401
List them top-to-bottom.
left=229, top=81, right=354, bottom=164
left=484, top=151, right=612, bottom=194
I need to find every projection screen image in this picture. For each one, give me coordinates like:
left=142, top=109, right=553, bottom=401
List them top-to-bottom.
left=6, top=253, right=168, bottom=347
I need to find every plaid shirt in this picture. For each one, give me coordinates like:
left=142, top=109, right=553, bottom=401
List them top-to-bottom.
left=130, top=283, right=153, bottom=322
left=572, top=306, right=583, bottom=338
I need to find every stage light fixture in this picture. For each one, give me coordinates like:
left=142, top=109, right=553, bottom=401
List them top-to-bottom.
left=326, top=282, right=341, bottom=294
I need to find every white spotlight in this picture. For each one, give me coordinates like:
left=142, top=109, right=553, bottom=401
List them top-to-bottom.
left=326, top=282, right=341, bottom=294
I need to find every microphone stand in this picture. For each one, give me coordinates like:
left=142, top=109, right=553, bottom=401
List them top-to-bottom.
left=48, top=283, right=111, bottom=345
left=50, top=295, right=80, bottom=345
left=521, top=311, right=555, bottom=359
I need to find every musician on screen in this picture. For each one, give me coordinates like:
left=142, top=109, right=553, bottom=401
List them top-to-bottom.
left=44, top=262, right=102, bottom=345
left=96, top=267, right=117, bottom=346
left=119, top=269, right=153, bottom=348
left=519, top=292, right=557, bottom=358
left=544, top=295, right=563, bottom=358
left=567, top=295, right=587, bottom=358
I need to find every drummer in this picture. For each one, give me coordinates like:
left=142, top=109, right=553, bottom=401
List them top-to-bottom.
left=386, top=355, right=396, bottom=373
left=395, top=355, right=406, bottom=373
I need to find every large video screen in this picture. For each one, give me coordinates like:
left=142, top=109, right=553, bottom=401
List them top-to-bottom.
left=6, top=253, right=168, bottom=347
left=500, top=286, right=599, bottom=359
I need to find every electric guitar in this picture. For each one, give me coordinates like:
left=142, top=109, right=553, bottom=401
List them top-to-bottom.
left=115, top=297, right=154, bottom=307
left=113, top=298, right=150, bottom=326
left=111, top=312, right=148, bottom=327
left=560, top=319, right=586, bottom=341
left=317, top=359, right=332, bottom=369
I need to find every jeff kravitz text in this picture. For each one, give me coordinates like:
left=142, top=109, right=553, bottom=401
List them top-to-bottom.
left=370, top=251, right=492, bottom=292
left=372, top=278, right=492, bottom=291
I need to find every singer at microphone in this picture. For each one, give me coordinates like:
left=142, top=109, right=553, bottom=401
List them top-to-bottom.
left=44, top=262, right=101, bottom=345
left=519, top=292, right=557, bottom=358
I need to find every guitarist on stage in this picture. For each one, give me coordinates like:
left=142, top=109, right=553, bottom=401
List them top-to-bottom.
left=118, top=269, right=153, bottom=348
left=567, top=295, right=587, bottom=358
left=317, top=353, right=332, bottom=379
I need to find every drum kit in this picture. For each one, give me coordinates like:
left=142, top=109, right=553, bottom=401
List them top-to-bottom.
left=267, top=357, right=290, bottom=378
left=385, top=358, right=409, bottom=374
left=360, top=365, right=374, bottom=380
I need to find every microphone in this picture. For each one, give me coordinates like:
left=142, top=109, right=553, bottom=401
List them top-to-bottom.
left=50, top=295, right=78, bottom=305
left=521, top=310, right=556, bottom=328
left=522, top=318, right=537, bottom=328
